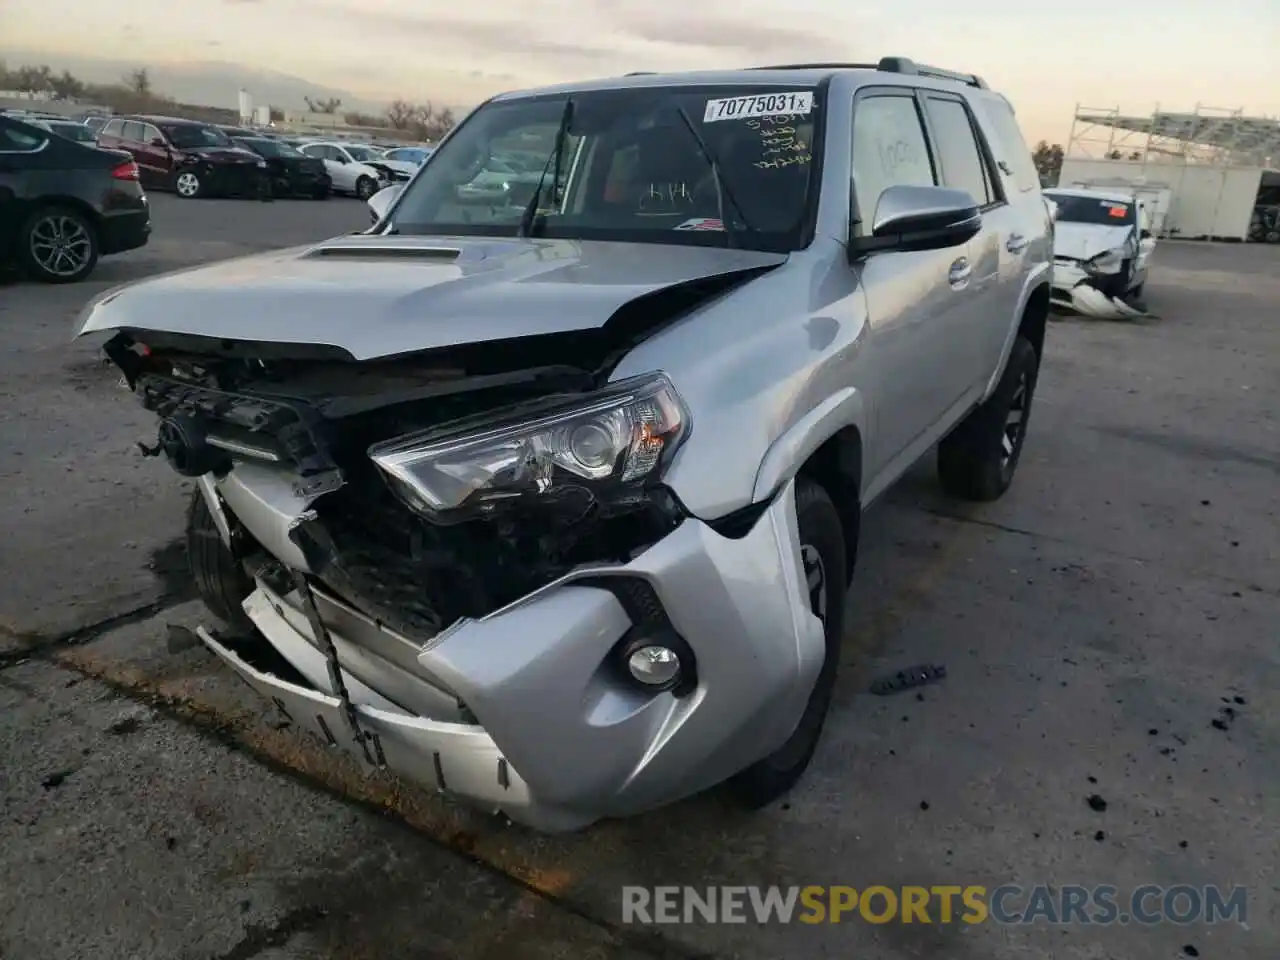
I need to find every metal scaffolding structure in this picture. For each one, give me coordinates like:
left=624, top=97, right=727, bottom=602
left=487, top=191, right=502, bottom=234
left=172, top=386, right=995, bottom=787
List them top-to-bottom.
left=1065, top=104, right=1280, bottom=167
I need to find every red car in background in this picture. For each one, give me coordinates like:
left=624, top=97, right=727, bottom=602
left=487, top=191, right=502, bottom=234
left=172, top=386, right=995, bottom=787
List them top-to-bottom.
left=96, top=115, right=269, bottom=199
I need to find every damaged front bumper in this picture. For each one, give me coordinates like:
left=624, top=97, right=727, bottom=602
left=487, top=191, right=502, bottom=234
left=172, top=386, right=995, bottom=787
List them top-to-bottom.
left=1049, top=260, right=1146, bottom=319
left=196, top=473, right=825, bottom=832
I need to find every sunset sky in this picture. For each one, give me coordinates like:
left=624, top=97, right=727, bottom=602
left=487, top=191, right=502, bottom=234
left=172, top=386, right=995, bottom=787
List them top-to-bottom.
left=3, top=0, right=1277, bottom=143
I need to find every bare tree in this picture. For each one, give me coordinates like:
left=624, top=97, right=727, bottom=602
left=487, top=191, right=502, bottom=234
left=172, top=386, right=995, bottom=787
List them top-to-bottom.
left=13, top=64, right=54, bottom=93
left=125, top=67, right=152, bottom=98
left=49, top=69, right=85, bottom=100
left=304, top=96, right=343, bottom=114
left=385, top=99, right=416, bottom=130
left=1031, top=140, right=1064, bottom=185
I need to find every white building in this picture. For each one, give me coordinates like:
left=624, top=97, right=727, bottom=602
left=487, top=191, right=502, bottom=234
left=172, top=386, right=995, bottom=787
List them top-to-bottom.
left=1058, top=105, right=1279, bottom=241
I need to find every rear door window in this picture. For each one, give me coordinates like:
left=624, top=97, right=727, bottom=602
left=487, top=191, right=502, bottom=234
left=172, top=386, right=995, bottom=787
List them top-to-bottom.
left=923, top=96, right=995, bottom=206
left=979, top=98, right=1040, bottom=192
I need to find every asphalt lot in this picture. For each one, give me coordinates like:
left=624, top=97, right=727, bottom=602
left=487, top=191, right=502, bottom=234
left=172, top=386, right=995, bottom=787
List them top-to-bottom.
left=2, top=193, right=1277, bottom=960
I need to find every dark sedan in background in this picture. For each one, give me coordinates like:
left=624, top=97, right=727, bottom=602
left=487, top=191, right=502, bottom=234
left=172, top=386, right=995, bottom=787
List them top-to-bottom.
left=0, top=114, right=150, bottom=283
left=96, top=115, right=269, bottom=199
left=231, top=136, right=332, bottom=199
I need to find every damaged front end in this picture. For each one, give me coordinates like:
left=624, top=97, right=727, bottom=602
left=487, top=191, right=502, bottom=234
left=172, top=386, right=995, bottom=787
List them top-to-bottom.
left=1049, top=254, right=1148, bottom=320
left=101, top=304, right=824, bottom=831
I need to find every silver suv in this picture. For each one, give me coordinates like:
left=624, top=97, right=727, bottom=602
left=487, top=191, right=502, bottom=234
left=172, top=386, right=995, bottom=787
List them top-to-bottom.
left=79, top=57, right=1053, bottom=832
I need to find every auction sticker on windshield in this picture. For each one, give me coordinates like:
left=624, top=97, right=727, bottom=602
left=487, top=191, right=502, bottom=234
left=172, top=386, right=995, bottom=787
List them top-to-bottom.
left=704, top=92, right=814, bottom=123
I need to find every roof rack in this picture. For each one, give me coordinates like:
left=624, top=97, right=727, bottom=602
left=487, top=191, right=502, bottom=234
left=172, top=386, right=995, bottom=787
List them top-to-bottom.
left=748, top=56, right=988, bottom=89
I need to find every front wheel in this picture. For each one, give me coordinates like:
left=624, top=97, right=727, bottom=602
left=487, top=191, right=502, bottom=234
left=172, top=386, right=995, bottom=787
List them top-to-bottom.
left=174, top=170, right=203, bottom=199
left=355, top=176, right=377, bottom=200
left=20, top=206, right=99, bottom=283
left=937, top=335, right=1039, bottom=502
left=728, top=478, right=848, bottom=808
left=186, top=488, right=254, bottom=634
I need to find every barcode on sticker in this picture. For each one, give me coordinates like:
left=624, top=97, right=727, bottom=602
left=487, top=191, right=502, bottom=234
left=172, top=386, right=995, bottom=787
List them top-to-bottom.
left=704, top=92, right=814, bottom=123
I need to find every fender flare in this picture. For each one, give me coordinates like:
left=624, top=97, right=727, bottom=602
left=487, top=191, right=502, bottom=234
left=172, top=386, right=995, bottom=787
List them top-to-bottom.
left=983, top=262, right=1052, bottom=399
left=751, top=387, right=867, bottom=503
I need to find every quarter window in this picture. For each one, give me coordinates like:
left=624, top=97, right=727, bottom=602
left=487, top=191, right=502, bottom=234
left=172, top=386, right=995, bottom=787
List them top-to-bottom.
left=850, top=94, right=936, bottom=233
left=923, top=97, right=993, bottom=206
left=980, top=99, right=1040, bottom=192
left=102, top=118, right=125, bottom=137
left=121, top=121, right=146, bottom=142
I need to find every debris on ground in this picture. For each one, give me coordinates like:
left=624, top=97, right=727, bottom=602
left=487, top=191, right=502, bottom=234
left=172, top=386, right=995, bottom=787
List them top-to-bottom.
left=870, top=664, right=947, bottom=696
left=1086, top=794, right=1108, bottom=812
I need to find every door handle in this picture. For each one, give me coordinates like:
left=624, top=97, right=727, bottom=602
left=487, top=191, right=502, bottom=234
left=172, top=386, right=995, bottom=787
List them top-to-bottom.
left=1007, top=233, right=1029, bottom=254
left=948, top=257, right=972, bottom=289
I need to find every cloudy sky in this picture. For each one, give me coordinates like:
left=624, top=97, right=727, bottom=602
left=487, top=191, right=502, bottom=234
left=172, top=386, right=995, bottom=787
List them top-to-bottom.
left=3, top=0, right=1277, bottom=141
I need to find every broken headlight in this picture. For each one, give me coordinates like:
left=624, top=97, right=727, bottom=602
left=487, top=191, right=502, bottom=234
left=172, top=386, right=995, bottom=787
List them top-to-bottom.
left=1084, top=247, right=1124, bottom=274
left=368, top=372, right=689, bottom=525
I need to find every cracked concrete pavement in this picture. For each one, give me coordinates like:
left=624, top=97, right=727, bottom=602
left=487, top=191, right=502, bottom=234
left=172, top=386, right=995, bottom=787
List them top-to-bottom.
left=1, top=195, right=1276, bottom=959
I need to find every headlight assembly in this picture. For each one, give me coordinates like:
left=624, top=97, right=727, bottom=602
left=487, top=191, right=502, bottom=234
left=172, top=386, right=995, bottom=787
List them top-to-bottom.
left=1085, top=247, right=1124, bottom=274
left=368, top=372, right=689, bottom=525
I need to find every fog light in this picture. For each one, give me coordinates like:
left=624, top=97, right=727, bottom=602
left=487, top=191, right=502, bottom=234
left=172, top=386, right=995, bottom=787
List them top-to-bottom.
left=626, top=644, right=681, bottom=687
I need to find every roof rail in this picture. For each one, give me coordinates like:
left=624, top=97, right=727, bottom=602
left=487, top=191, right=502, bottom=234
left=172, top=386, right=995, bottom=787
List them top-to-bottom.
left=876, top=56, right=988, bottom=89
left=746, top=57, right=988, bottom=89
left=747, top=62, right=880, bottom=71
left=625, top=71, right=656, bottom=76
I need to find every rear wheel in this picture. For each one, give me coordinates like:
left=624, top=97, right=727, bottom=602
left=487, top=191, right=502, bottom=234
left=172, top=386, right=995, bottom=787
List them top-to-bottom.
left=312, top=184, right=331, bottom=200
left=20, top=206, right=99, bottom=283
left=937, top=335, right=1039, bottom=502
left=728, top=478, right=848, bottom=808
left=186, top=488, right=254, bottom=634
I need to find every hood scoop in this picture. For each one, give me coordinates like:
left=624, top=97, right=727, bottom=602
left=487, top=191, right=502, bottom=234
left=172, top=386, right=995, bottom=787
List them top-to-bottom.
left=307, top=243, right=461, bottom=262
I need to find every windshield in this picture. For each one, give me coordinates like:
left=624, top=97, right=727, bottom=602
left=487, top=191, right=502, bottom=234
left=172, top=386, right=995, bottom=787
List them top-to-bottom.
left=388, top=84, right=824, bottom=252
left=50, top=122, right=95, bottom=142
left=163, top=124, right=233, bottom=149
left=237, top=138, right=300, bottom=157
left=344, top=145, right=380, bottom=162
left=388, top=148, right=428, bottom=163
left=1046, top=193, right=1136, bottom=227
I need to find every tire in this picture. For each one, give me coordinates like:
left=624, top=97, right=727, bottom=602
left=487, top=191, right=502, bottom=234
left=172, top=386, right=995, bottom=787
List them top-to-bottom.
left=174, top=170, right=203, bottom=199
left=355, top=176, right=377, bottom=200
left=312, top=185, right=331, bottom=200
left=19, top=206, right=99, bottom=283
left=1130, top=281, right=1145, bottom=300
left=937, top=335, right=1039, bottom=502
left=728, top=478, right=848, bottom=808
left=186, top=487, right=254, bottom=634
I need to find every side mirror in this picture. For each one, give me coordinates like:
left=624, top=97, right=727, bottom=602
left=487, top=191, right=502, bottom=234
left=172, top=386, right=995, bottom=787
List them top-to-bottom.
left=367, top=183, right=403, bottom=223
left=849, top=185, right=982, bottom=256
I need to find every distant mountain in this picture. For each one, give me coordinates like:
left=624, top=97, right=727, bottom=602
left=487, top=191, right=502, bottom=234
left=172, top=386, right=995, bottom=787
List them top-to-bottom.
left=0, top=48, right=385, bottom=113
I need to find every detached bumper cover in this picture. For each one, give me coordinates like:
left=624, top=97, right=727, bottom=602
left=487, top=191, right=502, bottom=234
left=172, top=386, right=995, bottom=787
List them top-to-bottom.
left=1050, top=259, right=1146, bottom=319
left=197, top=479, right=826, bottom=831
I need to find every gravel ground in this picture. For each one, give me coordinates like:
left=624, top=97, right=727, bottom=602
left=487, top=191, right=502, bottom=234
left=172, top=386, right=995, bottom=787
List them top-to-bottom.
left=2, top=194, right=1276, bottom=960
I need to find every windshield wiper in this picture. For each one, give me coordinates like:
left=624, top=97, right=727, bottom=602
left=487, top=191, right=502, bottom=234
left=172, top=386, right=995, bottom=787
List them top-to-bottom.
left=518, top=98, right=575, bottom=238
left=673, top=105, right=754, bottom=248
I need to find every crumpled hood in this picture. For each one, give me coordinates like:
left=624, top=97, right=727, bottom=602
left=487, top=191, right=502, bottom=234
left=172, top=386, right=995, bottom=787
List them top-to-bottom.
left=371, top=158, right=418, bottom=177
left=1052, top=222, right=1134, bottom=262
left=76, top=234, right=786, bottom=360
